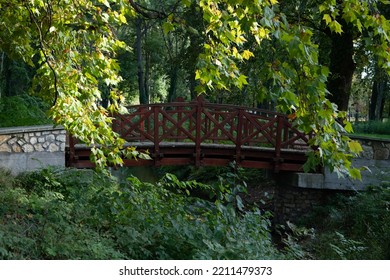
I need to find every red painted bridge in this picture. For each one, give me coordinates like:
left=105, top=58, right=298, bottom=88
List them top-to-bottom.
left=67, top=96, right=313, bottom=172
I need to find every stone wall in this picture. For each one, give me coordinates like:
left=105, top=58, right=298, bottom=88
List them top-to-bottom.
left=0, top=125, right=66, bottom=174
left=279, top=136, right=390, bottom=191
left=323, top=136, right=390, bottom=190
left=357, top=136, right=390, bottom=160
left=245, top=180, right=350, bottom=224
left=272, top=185, right=350, bottom=223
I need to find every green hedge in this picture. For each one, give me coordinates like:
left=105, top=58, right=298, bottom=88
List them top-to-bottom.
left=353, top=120, right=390, bottom=135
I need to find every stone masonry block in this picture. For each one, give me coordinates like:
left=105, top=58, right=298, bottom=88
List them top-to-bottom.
left=46, top=134, right=56, bottom=142
left=56, top=134, right=66, bottom=143
left=0, top=135, right=11, bottom=144
left=7, top=137, right=18, bottom=145
left=30, top=137, right=38, bottom=145
left=17, top=139, right=26, bottom=146
left=34, top=143, right=45, bottom=152
left=48, top=143, right=59, bottom=152
left=0, top=144, right=12, bottom=152
left=11, top=144, right=22, bottom=153
left=22, top=144, right=35, bottom=153
left=360, top=145, right=374, bottom=159
left=374, top=148, right=390, bottom=160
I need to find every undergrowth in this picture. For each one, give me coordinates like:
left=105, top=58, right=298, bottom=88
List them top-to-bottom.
left=0, top=167, right=291, bottom=260
left=301, top=185, right=390, bottom=259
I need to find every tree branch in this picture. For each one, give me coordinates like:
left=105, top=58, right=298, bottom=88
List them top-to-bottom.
left=128, top=0, right=182, bottom=20
left=128, top=0, right=168, bottom=19
left=25, top=3, right=59, bottom=107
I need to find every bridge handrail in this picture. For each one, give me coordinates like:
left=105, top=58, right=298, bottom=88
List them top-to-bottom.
left=68, top=96, right=312, bottom=170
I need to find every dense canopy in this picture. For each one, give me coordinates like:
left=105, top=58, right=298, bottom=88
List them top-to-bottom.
left=1, top=0, right=390, bottom=178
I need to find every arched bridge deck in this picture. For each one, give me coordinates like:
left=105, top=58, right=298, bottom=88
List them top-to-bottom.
left=67, top=96, right=312, bottom=172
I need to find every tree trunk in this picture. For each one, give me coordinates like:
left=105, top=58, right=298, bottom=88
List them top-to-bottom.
left=136, top=17, right=148, bottom=104
left=326, top=25, right=355, bottom=112
left=144, top=26, right=150, bottom=104
left=3, top=54, right=12, bottom=97
left=167, top=65, right=178, bottom=102
left=369, top=66, right=387, bottom=120
left=189, top=71, right=197, bottom=100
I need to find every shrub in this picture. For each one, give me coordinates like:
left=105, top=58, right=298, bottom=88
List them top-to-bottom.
left=0, top=168, right=289, bottom=260
left=0, top=168, right=124, bottom=259
left=305, top=185, right=390, bottom=259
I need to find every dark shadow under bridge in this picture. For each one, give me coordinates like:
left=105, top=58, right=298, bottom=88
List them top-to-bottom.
left=67, top=96, right=313, bottom=172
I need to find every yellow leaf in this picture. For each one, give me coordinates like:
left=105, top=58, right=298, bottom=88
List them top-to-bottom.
left=270, top=0, right=278, bottom=4
left=118, top=14, right=127, bottom=24
left=323, top=14, right=332, bottom=24
left=259, top=27, right=267, bottom=38
left=242, top=50, right=254, bottom=60
left=195, top=70, right=201, bottom=80
left=344, top=121, right=353, bottom=133
left=348, top=141, right=363, bottom=154
left=350, top=168, right=362, bottom=181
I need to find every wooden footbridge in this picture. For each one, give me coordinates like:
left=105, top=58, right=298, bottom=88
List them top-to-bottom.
left=67, top=96, right=312, bottom=172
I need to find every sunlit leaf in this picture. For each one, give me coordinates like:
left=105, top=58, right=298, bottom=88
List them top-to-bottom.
left=348, top=141, right=363, bottom=154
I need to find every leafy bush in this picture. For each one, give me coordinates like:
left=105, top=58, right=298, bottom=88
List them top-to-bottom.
left=0, top=167, right=289, bottom=260
left=0, top=168, right=124, bottom=259
left=305, top=186, right=390, bottom=259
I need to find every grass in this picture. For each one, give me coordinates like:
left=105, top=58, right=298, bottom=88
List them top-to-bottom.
left=348, top=133, right=390, bottom=140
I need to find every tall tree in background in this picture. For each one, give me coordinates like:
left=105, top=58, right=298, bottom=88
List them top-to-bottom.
left=368, top=2, right=390, bottom=120
left=135, top=17, right=148, bottom=104
left=326, top=17, right=356, bottom=111
left=369, top=62, right=388, bottom=120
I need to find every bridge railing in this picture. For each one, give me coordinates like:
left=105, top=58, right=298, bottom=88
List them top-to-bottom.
left=68, top=96, right=312, bottom=169
left=112, top=96, right=310, bottom=155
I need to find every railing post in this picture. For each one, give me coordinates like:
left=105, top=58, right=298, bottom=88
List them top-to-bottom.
left=195, top=95, right=204, bottom=167
left=176, top=97, right=184, bottom=142
left=154, top=106, right=160, bottom=165
left=138, top=107, right=145, bottom=133
left=235, top=108, right=243, bottom=165
left=274, top=115, right=284, bottom=172
left=67, top=133, right=76, bottom=167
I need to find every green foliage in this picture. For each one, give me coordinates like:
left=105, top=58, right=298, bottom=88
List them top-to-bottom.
left=0, top=0, right=135, bottom=170
left=2, top=0, right=390, bottom=178
left=193, top=0, right=373, bottom=179
left=0, top=95, right=51, bottom=127
left=353, top=120, right=390, bottom=135
left=0, top=168, right=289, bottom=260
left=0, top=168, right=124, bottom=259
left=112, top=174, right=280, bottom=259
left=305, top=185, right=390, bottom=259
left=278, top=221, right=315, bottom=260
